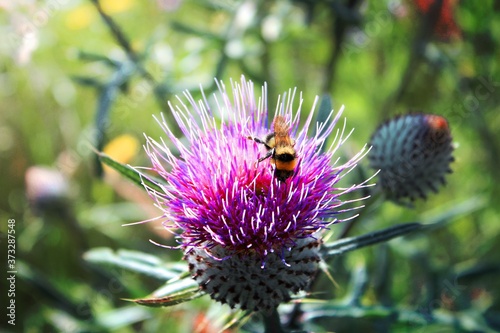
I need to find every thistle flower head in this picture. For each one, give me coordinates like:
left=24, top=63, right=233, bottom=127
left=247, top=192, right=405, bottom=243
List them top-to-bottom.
left=142, top=76, right=370, bottom=311
left=368, top=113, right=454, bottom=202
left=25, top=166, right=70, bottom=214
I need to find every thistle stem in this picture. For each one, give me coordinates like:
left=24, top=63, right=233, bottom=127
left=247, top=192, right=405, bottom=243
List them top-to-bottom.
left=88, top=0, right=172, bottom=113
left=263, top=308, right=286, bottom=333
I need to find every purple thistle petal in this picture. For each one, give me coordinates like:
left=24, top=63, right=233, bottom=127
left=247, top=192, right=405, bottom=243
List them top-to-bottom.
left=142, top=76, right=370, bottom=258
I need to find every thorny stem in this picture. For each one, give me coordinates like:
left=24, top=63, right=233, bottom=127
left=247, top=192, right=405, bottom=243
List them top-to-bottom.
left=88, top=0, right=171, bottom=113
left=89, top=0, right=137, bottom=62
left=322, top=0, right=362, bottom=93
left=379, top=0, right=445, bottom=120
left=322, top=222, right=422, bottom=258
left=263, top=308, right=286, bottom=333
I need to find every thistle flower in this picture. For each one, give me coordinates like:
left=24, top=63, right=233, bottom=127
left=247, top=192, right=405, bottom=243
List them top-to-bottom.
left=142, top=76, right=370, bottom=312
left=368, top=113, right=454, bottom=203
left=25, top=166, right=70, bottom=214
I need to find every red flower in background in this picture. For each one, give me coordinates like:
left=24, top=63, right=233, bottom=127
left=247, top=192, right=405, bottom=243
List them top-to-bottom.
left=414, top=0, right=461, bottom=41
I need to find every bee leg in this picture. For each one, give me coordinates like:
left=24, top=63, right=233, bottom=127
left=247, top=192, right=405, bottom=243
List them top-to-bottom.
left=247, top=136, right=267, bottom=145
left=257, top=149, right=274, bottom=163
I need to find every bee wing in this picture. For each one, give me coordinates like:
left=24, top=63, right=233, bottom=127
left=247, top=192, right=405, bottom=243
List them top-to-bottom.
left=273, top=116, right=292, bottom=146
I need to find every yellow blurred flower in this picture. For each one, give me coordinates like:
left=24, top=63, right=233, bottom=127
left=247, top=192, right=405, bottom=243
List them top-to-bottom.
left=65, top=0, right=136, bottom=30
left=101, top=0, right=135, bottom=14
left=65, top=5, right=94, bottom=30
left=102, top=134, right=140, bottom=176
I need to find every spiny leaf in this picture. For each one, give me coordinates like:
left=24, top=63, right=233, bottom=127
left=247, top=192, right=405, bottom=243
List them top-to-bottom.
left=170, top=21, right=223, bottom=41
left=77, top=50, right=121, bottom=67
left=93, top=63, right=138, bottom=176
left=71, top=75, right=105, bottom=88
left=97, top=152, right=165, bottom=193
left=421, top=196, right=486, bottom=228
left=323, top=223, right=422, bottom=258
left=84, top=247, right=184, bottom=281
left=125, top=289, right=203, bottom=308
left=300, top=302, right=494, bottom=332
left=96, top=306, right=152, bottom=329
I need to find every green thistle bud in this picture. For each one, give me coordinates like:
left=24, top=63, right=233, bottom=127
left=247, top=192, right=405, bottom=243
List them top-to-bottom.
left=369, top=113, right=454, bottom=203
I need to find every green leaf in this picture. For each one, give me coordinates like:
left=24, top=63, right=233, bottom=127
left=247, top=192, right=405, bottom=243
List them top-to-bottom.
left=170, top=21, right=223, bottom=41
left=77, top=50, right=121, bottom=67
left=93, top=63, right=138, bottom=176
left=71, top=75, right=104, bottom=88
left=97, top=152, right=165, bottom=193
left=421, top=196, right=486, bottom=229
left=322, top=222, right=422, bottom=258
left=83, top=248, right=186, bottom=281
left=84, top=248, right=203, bottom=308
left=16, top=261, right=92, bottom=321
left=124, top=268, right=203, bottom=308
left=125, top=274, right=203, bottom=308
left=150, top=277, right=199, bottom=298
left=127, top=293, right=202, bottom=308
left=300, top=303, right=494, bottom=332
left=96, top=305, right=152, bottom=329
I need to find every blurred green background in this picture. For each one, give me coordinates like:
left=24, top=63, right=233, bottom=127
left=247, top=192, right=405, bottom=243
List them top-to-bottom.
left=1, top=0, right=500, bottom=332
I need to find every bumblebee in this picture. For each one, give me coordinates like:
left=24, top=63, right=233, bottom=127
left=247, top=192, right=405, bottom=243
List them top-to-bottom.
left=248, top=115, right=297, bottom=181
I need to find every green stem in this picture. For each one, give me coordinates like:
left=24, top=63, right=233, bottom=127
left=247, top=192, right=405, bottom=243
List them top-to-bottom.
left=88, top=0, right=171, bottom=114
left=379, top=0, right=445, bottom=121
left=323, top=222, right=422, bottom=259
left=263, top=308, right=286, bottom=333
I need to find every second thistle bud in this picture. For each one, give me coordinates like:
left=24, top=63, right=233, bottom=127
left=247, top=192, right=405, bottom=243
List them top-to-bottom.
left=369, top=113, right=454, bottom=202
